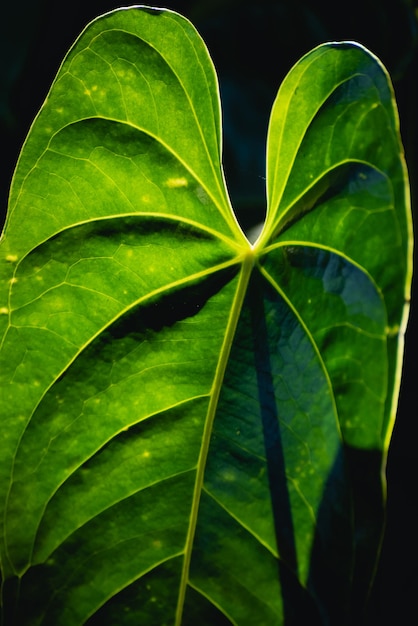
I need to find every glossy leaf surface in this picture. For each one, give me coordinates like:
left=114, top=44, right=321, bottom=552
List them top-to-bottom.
left=0, top=7, right=412, bottom=625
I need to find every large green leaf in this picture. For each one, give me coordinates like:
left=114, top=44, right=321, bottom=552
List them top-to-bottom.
left=0, top=6, right=412, bottom=625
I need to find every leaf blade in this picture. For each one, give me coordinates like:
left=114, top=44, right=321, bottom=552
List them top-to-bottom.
left=0, top=14, right=412, bottom=626
left=264, top=41, right=412, bottom=446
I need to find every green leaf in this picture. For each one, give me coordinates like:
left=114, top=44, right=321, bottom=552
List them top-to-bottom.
left=0, top=7, right=412, bottom=625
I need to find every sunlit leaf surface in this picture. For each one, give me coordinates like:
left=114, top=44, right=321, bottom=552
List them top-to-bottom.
left=0, top=7, right=412, bottom=625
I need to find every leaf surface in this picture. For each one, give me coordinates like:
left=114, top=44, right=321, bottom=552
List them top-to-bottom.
left=0, top=7, right=412, bottom=625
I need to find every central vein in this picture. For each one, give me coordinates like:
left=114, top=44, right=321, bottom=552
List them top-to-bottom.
left=175, top=250, right=255, bottom=625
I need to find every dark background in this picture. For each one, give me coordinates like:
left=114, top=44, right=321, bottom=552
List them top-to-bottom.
left=1, top=0, right=416, bottom=622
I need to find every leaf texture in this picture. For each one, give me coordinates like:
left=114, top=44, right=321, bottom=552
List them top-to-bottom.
left=0, top=7, right=412, bottom=626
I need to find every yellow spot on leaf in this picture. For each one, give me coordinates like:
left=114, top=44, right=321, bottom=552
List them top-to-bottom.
left=165, top=177, right=188, bottom=189
left=6, top=254, right=18, bottom=263
left=0, top=307, right=9, bottom=315
left=386, top=324, right=400, bottom=337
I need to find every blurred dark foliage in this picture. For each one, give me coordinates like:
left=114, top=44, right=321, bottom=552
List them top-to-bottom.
left=1, top=1, right=416, bottom=622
